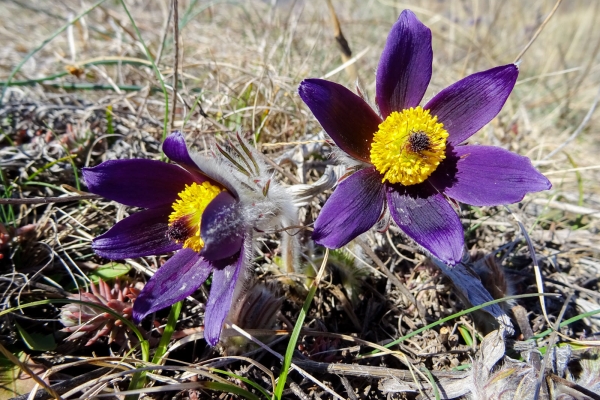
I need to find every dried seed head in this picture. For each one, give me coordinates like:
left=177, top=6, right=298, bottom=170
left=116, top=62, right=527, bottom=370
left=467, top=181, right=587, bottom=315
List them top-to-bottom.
left=190, top=133, right=300, bottom=271
left=221, top=281, right=283, bottom=355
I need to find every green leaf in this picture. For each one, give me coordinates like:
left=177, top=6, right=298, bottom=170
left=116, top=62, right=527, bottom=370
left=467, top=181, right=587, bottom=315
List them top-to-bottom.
left=89, top=262, right=131, bottom=282
left=15, top=322, right=56, bottom=351
left=457, top=325, right=473, bottom=347
left=0, top=351, right=48, bottom=397
left=211, top=369, right=272, bottom=399
left=203, top=381, right=261, bottom=400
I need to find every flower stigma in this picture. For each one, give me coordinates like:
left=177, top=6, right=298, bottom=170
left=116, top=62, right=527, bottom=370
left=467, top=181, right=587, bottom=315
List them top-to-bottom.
left=370, top=106, right=448, bottom=185
left=167, top=181, right=223, bottom=252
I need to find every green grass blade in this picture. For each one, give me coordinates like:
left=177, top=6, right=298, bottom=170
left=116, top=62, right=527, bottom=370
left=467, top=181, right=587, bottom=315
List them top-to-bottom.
left=0, top=0, right=108, bottom=105
left=119, top=0, right=170, bottom=147
left=25, top=155, right=76, bottom=183
left=274, top=249, right=329, bottom=399
left=361, top=292, right=560, bottom=357
left=151, top=300, right=182, bottom=364
left=532, top=308, right=600, bottom=340
left=421, top=367, right=440, bottom=400
left=211, top=369, right=271, bottom=399
left=203, top=381, right=261, bottom=400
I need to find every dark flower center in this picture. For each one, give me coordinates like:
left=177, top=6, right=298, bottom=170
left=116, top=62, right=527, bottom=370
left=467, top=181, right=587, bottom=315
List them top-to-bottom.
left=407, top=131, right=432, bottom=153
left=166, top=217, right=194, bottom=243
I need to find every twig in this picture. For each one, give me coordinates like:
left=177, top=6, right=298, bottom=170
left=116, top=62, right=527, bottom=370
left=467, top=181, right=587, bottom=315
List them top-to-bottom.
left=0, top=0, right=108, bottom=105
left=170, top=0, right=180, bottom=131
left=513, top=0, right=564, bottom=64
left=134, top=2, right=173, bottom=127
left=155, top=3, right=174, bottom=64
left=543, top=84, right=600, bottom=160
left=263, top=156, right=301, bottom=184
left=0, top=194, right=100, bottom=205
left=530, top=198, right=600, bottom=218
left=506, top=206, right=552, bottom=328
left=355, top=238, right=427, bottom=322
left=534, top=292, right=574, bottom=400
left=511, top=304, right=542, bottom=372
left=230, top=326, right=345, bottom=400
left=0, top=342, right=63, bottom=400
left=294, top=358, right=466, bottom=381
left=11, top=368, right=112, bottom=400
left=548, top=373, right=600, bottom=400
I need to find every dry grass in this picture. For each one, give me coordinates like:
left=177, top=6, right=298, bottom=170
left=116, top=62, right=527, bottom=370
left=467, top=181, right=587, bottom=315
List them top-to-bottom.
left=0, top=0, right=599, bottom=399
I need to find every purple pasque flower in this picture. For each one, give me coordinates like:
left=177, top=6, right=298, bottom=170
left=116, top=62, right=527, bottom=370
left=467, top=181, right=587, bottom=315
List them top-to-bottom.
left=299, top=10, right=550, bottom=265
left=82, top=131, right=295, bottom=345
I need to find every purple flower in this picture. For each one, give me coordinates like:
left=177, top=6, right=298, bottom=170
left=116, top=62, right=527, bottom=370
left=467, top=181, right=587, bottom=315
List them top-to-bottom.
left=299, top=10, right=550, bottom=265
left=82, top=132, right=295, bottom=345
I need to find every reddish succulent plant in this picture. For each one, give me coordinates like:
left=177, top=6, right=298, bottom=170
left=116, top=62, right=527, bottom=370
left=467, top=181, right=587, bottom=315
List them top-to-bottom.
left=60, top=279, right=140, bottom=346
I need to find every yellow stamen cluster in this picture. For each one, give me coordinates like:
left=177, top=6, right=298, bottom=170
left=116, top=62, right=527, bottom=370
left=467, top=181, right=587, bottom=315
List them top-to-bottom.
left=370, top=106, right=448, bottom=185
left=168, top=181, right=223, bottom=252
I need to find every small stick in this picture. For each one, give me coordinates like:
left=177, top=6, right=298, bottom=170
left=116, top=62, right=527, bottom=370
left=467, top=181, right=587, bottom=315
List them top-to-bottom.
left=170, top=0, right=179, bottom=131
left=513, top=0, right=564, bottom=64
left=543, top=84, right=600, bottom=160
left=0, top=194, right=100, bottom=205
left=355, top=238, right=427, bottom=322
left=534, top=292, right=574, bottom=400
left=512, top=304, right=542, bottom=373
left=0, top=342, right=63, bottom=400
left=294, top=358, right=466, bottom=381
left=548, top=373, right=600, bottom=400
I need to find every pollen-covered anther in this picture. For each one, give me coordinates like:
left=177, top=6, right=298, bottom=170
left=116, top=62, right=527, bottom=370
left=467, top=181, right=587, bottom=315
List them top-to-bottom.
left=370, top=106, right=448, bottom=185
left=168, top=181, right=223, bottom=252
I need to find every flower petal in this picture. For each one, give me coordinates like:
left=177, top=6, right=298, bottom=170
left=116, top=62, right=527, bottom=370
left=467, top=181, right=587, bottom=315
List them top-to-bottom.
left=376, top=10, right=433, bottom=118
left=425, top=64, right=518, bottom=145
left=299, top=79, right=381, bottom=162
left=163, top=131, right=197, bottom=168
left=163, top=131, right=221, bottom=187
left=430, top=145, right=551, bottom=206
left=82, top=159, right=193, bottom=208
left=313, top=167, right=386, bottom=248
left=387, top=183, right=463, bottom=265
left=200, top=191, right=244, bottom=261
left=92, top=207, right=181, bottom=259
left=204, top=240, right=247, bottom=345
left=132, top=249, right=211, bottom=322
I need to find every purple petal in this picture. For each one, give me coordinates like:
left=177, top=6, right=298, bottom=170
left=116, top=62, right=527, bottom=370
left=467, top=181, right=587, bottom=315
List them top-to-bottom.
left=376, top=10, right=433, bottom=118
left=425, top=64, right=518, bottom=146
left=299, top=79, right=381, bottom=162
left=163, top=131, right=197, bottom=168
left=163, top=131, right=219, bottom=186
left=430, top=145, right=551, bottom=206
left=82, top=159, right=193, bottom=208
left=313, top=167, right=386, bottom=248
left=386, top=183, right=463, bottom=265
left=200, top=191, right=244, bottom=261
left=92, top=207, right=181, bottom=259
left=204, top=241, right=247, bottom=345
left=132, top=249, right=211, bottom=322
left=434, top=260, right=510, bottom=324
